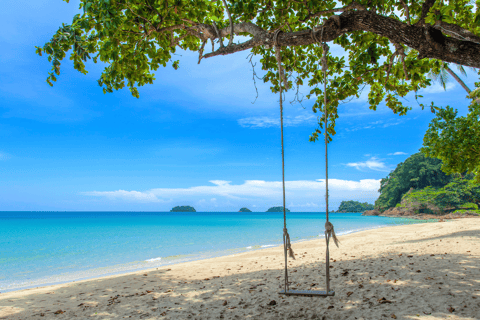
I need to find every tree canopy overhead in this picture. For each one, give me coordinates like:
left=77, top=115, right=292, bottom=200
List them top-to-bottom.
left=36, top=0, right=480, bottom=179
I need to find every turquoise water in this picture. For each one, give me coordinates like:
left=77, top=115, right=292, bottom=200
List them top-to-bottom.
left=0, top=211, right=424, bottom=293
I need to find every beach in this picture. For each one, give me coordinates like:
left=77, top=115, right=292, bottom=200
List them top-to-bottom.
left=1, top=218, right=479, bottom=320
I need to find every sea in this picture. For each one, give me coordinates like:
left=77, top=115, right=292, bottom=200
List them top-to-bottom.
left=0, top=211, right=430, bottom=293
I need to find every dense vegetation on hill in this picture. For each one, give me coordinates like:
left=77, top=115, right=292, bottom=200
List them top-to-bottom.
left=374, top=152, right=480, bottom=215
left=375, top=152, right=453, bottom=212
left=396, top=177, right=480, bottom=215
left=335, top=201, right=374, bottom=213
left=170, top=206, right=196, bottom=212
left=266, top=206, right=290, bottom=213
left=239, top=208, right=252, bottom=212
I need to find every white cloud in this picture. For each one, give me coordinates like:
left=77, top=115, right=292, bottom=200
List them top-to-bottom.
left=238, top=114, right=315, bottom=128
left=345, top=119, right=404, bottom=132
left=383, top=120, right=403, bottom=128
left=388, top=152, right=408, bottom=156
left=345, top=157, right=390, bottom=172
left=83, top=178, right=381, bottom=210
left=209, top=180, right=231, bottom=186
left=82, top=190, right=167, bottom=203
left=288, top=202, right=319, bottom=208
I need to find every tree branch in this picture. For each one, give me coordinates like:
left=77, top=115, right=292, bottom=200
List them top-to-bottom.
left=221, top=0, right=234, bottom=46
left=399, top=0, right=410, bottom=25
left=415, top=0, right=436, bottom=26
left=136, top=9, right=480, bottom=69
left=433, top=20, right=480, bottom=45
left=213, top=21, right=224, bottom=48
left=198, top=40, right=207, bottom=64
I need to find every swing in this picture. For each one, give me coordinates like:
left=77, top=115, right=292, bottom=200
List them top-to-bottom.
left=275, top=26, right=339, bottom=297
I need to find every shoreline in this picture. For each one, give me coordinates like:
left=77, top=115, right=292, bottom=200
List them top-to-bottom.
left=363, top=210, right=480, bottom=220
left=0, top=216, right=432, bottom=295
left=1, top=218, right=479, bottom=319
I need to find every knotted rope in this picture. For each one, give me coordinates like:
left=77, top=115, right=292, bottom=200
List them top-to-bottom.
left=325, top=221, right=340, bottom=247
left=283, top=228, right=296, bottom=259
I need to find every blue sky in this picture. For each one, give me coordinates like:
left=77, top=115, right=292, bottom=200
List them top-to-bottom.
left=0, top=0, right=477, bottom=212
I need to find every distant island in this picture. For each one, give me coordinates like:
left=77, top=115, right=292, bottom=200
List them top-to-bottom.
left=333, top=200, right=374, bottom=213
left=170, top=206, right=196, bottom=212
left=266, top=206, right=290, bottom=212
left=239, top=207, right=252, bottom=212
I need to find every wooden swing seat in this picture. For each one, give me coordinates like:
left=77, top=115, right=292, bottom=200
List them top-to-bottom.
left=279, top=289, right=335, bottom=297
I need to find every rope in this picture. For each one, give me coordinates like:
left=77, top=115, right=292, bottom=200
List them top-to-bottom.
left=317, top=22, right=339, bottom=293
left=319, top=26, right=330, bottom=224
left=274, top=29, right=295, bottom=293
left=274, top=30, right=288, bottom=90
left=325, top=221, right=340, bottom=248
left=283, top=228, right=296, bottom=259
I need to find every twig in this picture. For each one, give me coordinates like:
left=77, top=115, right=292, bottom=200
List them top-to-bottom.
left=221, top=0, right=234, bottom=46
left=399, top=0, right=410, bottom=25
left=415, top=0, right=436, bottom=26
left=125, top=1, right=156, bottom=32
left=145, top=1, right=164, bottom=27
left=299, top=2, right=366, bottom=23
left=213, top=21, right=224, bottom=48
left=286, top=22, right=293, bottom=32
left=121, top=29, right=144, bottom=35
left=171, top=34, right=188, bottom=47
left=198, top=40, right=207, bottom=64
left=395, top=43, right=409, bottom=80
left=385, top=48, right=400, bottom=86
left=247, top=54, right=260, bottom=104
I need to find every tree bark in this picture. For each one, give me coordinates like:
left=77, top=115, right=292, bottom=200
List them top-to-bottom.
left=197, top=10, right=480, bottom=69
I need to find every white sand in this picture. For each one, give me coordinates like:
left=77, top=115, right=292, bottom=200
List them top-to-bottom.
left=1, top=218, right=479, bottom=319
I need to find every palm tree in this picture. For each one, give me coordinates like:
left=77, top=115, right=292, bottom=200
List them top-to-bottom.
left=428, top=62, right=473, bottom=94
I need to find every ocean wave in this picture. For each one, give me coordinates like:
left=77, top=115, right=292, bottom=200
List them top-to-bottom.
left=260, top=244, right=276, bottom=248
left=145, top=257, right=162, bottom=262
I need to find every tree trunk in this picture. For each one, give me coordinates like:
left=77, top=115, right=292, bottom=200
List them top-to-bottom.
left=445, top=65, right=471, bottom=93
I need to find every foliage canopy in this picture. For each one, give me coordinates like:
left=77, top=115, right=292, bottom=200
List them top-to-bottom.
left=36, top=0, right=480, bottom=179
left=375, top=152, right=454, bottom=212
left=397, top=176, right=480, bottom=214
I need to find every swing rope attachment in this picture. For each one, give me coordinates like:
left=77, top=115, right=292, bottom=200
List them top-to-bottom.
left=273, top=29, right=288, bottom=90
